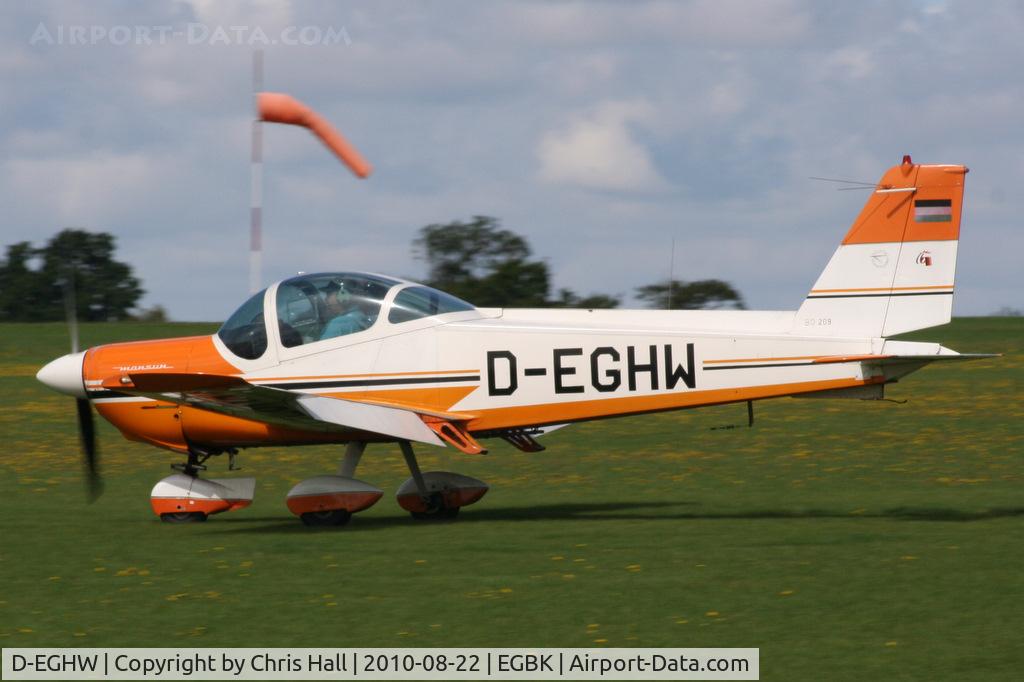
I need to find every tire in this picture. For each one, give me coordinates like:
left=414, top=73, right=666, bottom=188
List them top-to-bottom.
left=410, top=493, right=460, bottom=521
left=300, top=509, right=352, bottom=527
left=160, top=512, right=207, bottom=523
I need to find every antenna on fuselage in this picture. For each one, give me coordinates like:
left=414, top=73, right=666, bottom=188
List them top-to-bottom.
left=667, top=236, right=676, bottom=309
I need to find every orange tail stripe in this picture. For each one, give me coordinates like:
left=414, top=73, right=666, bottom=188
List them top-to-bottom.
left=810, top=284, right=954, bottom=294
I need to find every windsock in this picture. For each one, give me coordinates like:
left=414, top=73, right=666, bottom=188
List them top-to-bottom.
left=258, top=92, right=372, bottom=178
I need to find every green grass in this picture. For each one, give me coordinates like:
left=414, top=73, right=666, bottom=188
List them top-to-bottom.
left=1, top=319, right=1021, bottom=680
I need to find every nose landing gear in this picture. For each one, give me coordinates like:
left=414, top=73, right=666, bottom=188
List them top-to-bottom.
left=152, top=447, right=255, bottom=523
left=150, top=473, right=255, bottom=523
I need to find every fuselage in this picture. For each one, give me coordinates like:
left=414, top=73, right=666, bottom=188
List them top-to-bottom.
left=67, top=275, right=927, bottom=454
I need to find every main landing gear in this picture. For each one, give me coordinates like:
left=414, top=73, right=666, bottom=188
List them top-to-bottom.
left=285, top=440, right=489, bottom=526
left=149, top=441, right=489, bottom=526
left=393, top=441, right=488, bottom=521
left=285, top=442, right=383, bottom=527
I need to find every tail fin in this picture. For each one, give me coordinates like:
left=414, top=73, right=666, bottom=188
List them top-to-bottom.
left=795, top=157, right=967, bottom=338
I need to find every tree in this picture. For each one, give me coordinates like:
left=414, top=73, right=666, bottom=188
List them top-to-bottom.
left=414, top=216, right=617, bottom=308
left=414, top=216, right=548, bottom=307
left=0, top=229, right=144, bottom=322
left=0, top=242, right=39, bottom=321
left=636, top=279, right=745, bottom=310
left=549, top=288, right=620, bottom=309
left=133, top=305, right=169, bottom=323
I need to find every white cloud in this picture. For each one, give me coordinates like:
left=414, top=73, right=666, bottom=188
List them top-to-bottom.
left=182, top=0, right=292, bottom=31
left=488, top=0, right=810, bottom=47
left=668, top=0, right=810, bottom=45
left=820, top=46, right=875, bottom=80
left=536, top=52, right=620, bottom=97
left=706, top=81, right=749, bottom=117
left=537, top=100, right=669, bottom=192
left=2, top=152, right=161, bottom=225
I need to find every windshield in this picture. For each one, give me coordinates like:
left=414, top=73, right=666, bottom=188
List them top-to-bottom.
left=276, top=272, right=399, bottom=348
left=388, top=285, right=475, bottom=324
left=217, top=289, right=268, bottom=360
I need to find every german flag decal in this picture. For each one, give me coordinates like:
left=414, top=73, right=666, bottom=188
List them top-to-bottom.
left=914, top=198, right=952, bottom=223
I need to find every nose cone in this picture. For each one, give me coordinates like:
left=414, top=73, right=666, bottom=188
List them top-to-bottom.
left=37, top=351, right=87, bottom=397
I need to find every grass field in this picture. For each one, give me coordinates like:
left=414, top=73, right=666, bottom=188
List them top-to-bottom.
left=0, top=319, right=1021, bottom=680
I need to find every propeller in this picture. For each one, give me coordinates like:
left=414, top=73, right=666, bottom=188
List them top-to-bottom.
left=62, top=269, right=102, bottom=501
left=76, top=395, right=101, bottom=500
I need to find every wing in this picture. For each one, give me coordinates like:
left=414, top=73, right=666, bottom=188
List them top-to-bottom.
left=110, top=373, right=445, bottom=447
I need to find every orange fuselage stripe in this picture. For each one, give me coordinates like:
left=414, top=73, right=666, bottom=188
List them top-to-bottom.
left=703, top=354, right=886, bottom=365
left=704, top=354, right=823, bottom=365
left=96, top=376, right=879, bottom=450
left=465, top=376, right=884, bottom=432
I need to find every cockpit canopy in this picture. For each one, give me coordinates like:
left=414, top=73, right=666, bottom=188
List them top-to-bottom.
left=216, top=272, right=476, bottom=360
left=277, top=272, right=397, bottom=347
left=216, top=288, right=267, bottom=360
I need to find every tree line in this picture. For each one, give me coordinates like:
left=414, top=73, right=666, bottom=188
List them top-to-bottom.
left=415, top=216, right=743, bottom=309
left=0, top=219, right=744, bottom=322
left=0, top=229, right=145, bottom=322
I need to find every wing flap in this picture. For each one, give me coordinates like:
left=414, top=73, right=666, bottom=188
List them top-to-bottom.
left=296, top=394, right=443, bottom=446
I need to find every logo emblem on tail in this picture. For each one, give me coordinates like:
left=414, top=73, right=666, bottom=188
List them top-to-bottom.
left=916, top=251, right=933, bottom=266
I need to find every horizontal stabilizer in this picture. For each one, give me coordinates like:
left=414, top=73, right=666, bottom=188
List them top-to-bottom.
left=878, top=339, right=999, bottom=363
left=867, top=345, right=997, bottom=383
left=872, top=353, right=999, bottom=365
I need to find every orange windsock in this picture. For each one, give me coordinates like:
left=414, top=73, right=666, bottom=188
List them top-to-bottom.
left=258, top=92, right=372, bottom=178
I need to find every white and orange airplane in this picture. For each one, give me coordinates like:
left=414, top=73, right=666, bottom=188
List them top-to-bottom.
left=37, top=155, right=989, bottom=525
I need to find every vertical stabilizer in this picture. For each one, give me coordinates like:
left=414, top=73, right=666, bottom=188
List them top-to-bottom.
left=794, top=157, right=967, bottom=338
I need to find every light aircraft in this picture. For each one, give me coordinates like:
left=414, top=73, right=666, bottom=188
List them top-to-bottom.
left=37, top=155, right=990, bottom=525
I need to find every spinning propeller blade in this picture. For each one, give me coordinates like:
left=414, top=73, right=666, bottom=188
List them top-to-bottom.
left=62, top=270, right=102, bottom=500
left=76, top=397, right=102, bottom=501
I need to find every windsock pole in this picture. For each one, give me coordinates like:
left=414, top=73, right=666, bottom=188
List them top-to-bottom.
left=249, top=49, right=264, bottom=294
left=249, top=56, right=372, bottom=293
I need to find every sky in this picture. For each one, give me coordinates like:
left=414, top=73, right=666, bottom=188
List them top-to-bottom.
left=2, top=0, right=1022, bottom=321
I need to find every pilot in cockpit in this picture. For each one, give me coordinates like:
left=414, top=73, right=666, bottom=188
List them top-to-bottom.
left=319, top=279, right=372, bottom=340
